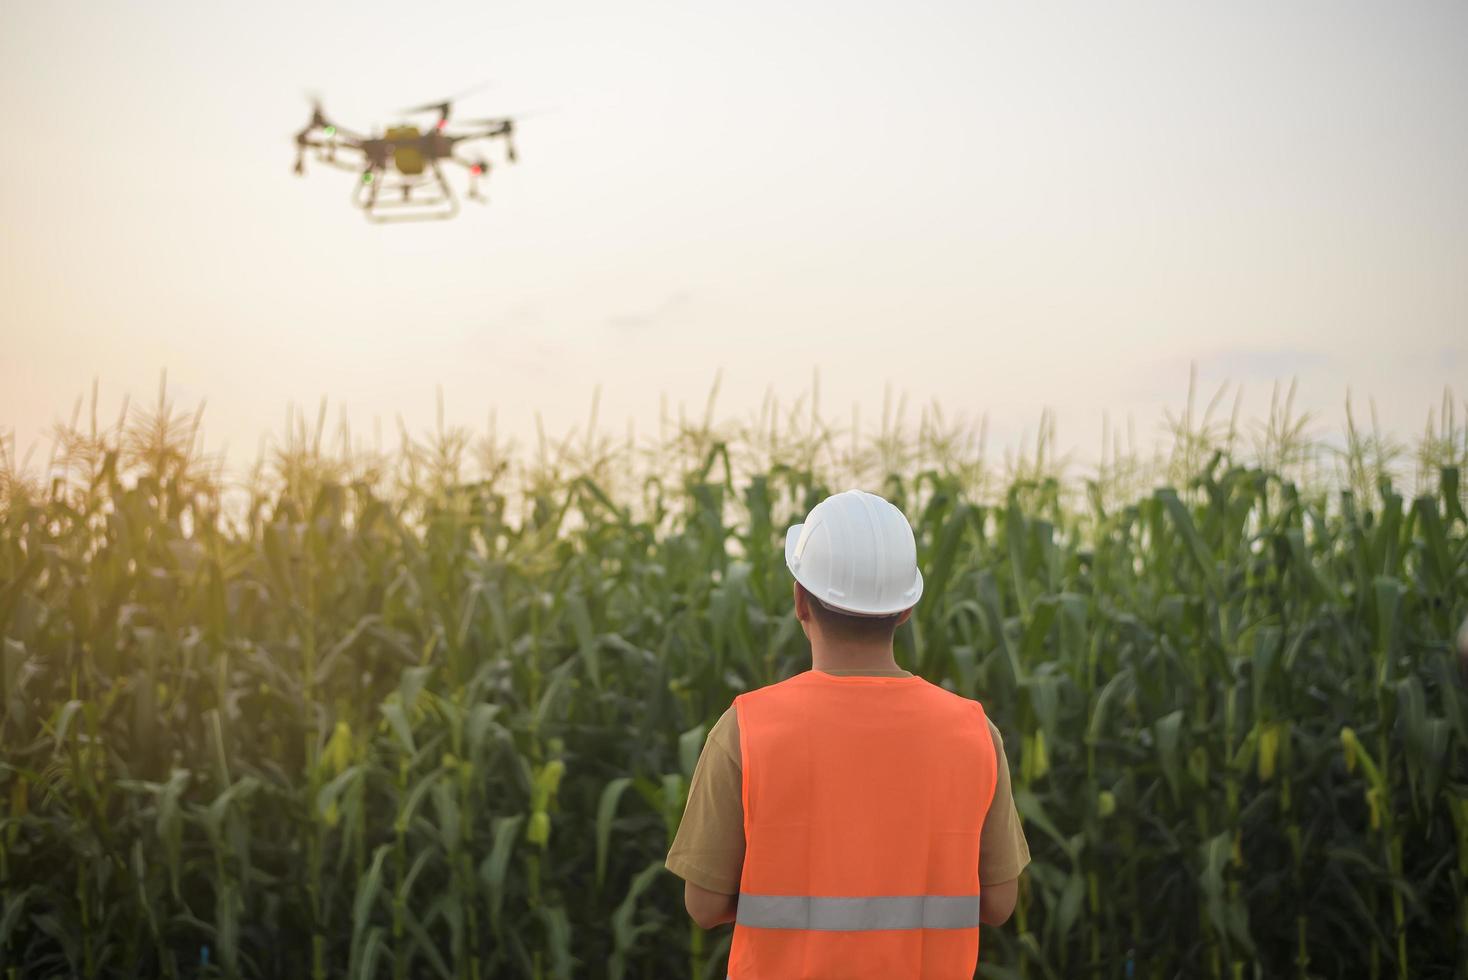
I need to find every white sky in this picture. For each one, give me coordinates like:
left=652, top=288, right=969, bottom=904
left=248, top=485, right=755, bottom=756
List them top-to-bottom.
left=2, top=0, right=1464, bottom=478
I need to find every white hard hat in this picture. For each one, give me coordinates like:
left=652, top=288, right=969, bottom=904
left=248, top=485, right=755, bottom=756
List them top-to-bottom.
left=784, top=489, right=924, bottom=617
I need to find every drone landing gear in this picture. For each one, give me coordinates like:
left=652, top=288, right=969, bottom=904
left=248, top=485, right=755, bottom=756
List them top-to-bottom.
left=353, top=164, right=460, bottom=223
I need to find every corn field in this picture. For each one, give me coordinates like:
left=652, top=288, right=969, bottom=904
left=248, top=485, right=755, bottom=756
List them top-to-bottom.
left=1, top=382, right=1466, bottom=978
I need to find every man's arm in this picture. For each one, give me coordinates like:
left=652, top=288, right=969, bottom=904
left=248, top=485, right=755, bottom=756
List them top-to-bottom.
left=665, top=707, right=748, bottom=928
left=978, top=720, right=1030, bottom=928
left=979, top=877, right=1018, bottom=926
left=685, top=880, right=738, bottom=930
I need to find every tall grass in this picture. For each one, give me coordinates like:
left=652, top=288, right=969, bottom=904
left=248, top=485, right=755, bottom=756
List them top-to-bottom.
left=1, top=376, right=1465, bottom=978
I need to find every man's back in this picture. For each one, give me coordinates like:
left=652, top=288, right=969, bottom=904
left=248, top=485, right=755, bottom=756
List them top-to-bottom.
left=666, top=668, right=1030, bottom=904
left=725, top=669, right=1001, bottom=978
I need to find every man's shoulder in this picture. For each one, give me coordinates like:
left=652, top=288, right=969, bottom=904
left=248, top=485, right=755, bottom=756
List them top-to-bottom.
left=732, top=671, right=813, bottom=705
left=912, top=678, right=995, bottom=717
left=923, top=680, right=999, bottom=720
left=911, top=683, right=1002, bottom=752
left=711, top=703, right=738, bottom=735
left=707, top=704, right=742, bottom=769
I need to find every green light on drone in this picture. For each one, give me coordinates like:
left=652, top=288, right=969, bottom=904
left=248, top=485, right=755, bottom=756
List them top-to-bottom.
left=324, top=125, right=337, bottom=137
left=362, top=172, right=374, bottom=184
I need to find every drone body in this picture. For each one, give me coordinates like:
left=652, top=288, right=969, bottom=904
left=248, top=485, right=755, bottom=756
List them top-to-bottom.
left=294, top=96, right=517, bottom=222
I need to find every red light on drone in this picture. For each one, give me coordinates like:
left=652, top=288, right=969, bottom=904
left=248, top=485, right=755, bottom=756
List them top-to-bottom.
left=436, top=119, right=447, bottom=131
left=470, top=165, right=482, bottom=176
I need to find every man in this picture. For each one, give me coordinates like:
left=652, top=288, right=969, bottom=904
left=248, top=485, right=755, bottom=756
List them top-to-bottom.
left=666, top=489, right=1030, bottom=978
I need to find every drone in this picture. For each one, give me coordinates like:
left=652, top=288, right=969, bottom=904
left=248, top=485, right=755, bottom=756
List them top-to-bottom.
left=293, top=94, right=518, bottom=222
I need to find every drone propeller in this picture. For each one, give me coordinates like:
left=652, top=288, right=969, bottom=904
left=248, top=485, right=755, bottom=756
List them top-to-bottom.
left=402, top=81, right=493, bottom=113
left=400, top=82, right=495, bottom=122
left=404, top=99, right=452, bottom=118
left=456, top=105, right=554, bottom=124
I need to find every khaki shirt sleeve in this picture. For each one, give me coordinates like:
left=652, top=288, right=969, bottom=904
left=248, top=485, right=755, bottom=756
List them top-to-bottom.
left=664, top=705, right=745, bottom=894
left=979, top=719, right=1031, bottom=885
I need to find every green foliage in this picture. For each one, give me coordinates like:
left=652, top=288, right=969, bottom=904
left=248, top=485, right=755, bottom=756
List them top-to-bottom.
left=1, top=381, right=1466, bottom=978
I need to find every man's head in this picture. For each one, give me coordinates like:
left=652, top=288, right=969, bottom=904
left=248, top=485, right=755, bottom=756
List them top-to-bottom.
left=784, top=489, right=922, bottom=647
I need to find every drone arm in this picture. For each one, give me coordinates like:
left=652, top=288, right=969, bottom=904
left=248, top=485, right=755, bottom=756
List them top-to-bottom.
left=293, top=96, right=368, bottom=168
left=444, top=120, right=511, bottom=140
left=445, top=122, right=517, bottom=164
left=322, top=123, right=367, bottom=143
left=294, top=131, right=369, bottom=174
left=300, top=135, right=368, bottom=160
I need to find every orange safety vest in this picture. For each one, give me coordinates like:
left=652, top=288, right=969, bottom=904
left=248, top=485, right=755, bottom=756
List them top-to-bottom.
left=728, top=670, right=998, bottom=980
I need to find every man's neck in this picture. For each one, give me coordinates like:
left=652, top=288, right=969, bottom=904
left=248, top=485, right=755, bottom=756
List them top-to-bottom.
left=810, top=642, right=902, bottom=673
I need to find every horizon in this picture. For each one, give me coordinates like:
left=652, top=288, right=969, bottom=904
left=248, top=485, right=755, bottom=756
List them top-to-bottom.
left=7, top=368, right=1461, bottom=510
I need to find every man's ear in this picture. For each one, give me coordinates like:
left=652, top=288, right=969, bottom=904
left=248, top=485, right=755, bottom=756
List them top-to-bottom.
left=793, top=582, right=812, bottom=624
left=896, top=607, right=913, bottom=628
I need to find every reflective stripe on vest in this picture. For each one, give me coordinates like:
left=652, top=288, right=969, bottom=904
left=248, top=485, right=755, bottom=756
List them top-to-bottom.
left=736, top=893, right=982, bottom=931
